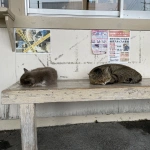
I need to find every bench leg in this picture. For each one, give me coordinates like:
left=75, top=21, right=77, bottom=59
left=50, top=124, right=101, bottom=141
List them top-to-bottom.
left=20, top=104, right=37, bottom=150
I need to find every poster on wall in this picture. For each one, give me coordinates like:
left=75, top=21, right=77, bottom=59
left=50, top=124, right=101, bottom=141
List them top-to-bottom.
left=15, top=28, right=50, bottom=53
left=91, top=30, right=108, bottom=55
left=108, top=30, right=130, bottom=63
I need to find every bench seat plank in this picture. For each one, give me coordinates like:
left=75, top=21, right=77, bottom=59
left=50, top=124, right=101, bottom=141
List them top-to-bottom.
left=2, top=79, right=150, bottom=104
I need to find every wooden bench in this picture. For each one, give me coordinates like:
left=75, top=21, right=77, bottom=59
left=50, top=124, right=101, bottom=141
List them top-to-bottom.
left=1, top=79, right=150, bottom=150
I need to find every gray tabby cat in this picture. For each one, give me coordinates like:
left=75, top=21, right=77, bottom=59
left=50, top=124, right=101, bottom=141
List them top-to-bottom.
left=89, top=64, right=142, bottom=85
left=20, top=67, right=57, bottom=86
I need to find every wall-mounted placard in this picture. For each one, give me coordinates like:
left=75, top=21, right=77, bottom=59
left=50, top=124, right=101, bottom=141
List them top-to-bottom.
left=15, top=28, right=50, bottom=53
left=91, top=30, right=108, bottom=55
left=108, top=30, right=130, bottom=63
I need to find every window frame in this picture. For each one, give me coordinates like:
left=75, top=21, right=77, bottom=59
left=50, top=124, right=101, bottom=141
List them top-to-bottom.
left=1, top=0, right=148, bottom=31
left=25, top=0, right=150, bottom=19
left=26, top=0, right=120, bottom=17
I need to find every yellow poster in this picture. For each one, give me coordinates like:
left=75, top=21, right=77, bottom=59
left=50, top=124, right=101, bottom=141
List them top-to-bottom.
left=15, top=28, right=50, bottom=53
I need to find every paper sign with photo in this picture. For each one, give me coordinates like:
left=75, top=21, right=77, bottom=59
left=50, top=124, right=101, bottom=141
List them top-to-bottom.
left=91, top=30, right=108, bottom=55
left=108, top=30, right=130, bottom=63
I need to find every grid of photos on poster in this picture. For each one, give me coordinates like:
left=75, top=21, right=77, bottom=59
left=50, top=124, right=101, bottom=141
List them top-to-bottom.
left=15, top=29, right=50, bottom=53
left=91, top=30, right=108, bottom=55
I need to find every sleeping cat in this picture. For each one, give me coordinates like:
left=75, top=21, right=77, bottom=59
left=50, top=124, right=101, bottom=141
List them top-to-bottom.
left=89, top=64, right=142, bottom=85
left=20, top=67, right=58, bottom=86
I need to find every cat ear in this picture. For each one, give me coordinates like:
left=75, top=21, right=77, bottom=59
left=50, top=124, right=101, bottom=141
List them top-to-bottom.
left=24, top=68, right=28, bottom=73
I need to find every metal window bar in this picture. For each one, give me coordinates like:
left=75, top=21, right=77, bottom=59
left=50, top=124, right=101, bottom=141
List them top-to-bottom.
left=25, top=0, right=29, bottom=15
left=119, top=0, right=124, bottom=18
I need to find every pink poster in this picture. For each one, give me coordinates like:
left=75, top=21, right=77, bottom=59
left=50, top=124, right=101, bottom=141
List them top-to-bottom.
left=91, top=30, right=108, bottom=55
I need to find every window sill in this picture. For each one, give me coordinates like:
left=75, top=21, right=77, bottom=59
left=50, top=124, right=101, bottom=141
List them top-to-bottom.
left=13, top=15, right=150, bottom=30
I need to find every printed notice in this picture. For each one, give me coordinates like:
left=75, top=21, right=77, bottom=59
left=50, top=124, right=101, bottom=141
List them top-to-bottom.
left=15, top=28, right=50, bottom=53
left=91, top=30, right=108, bottom=55
left=108, top=30, right=130, bottom=63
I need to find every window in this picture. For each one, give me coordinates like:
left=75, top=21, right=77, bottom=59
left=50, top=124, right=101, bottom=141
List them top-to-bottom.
left=0, top=0, right=8, bottom=7
left=25, top=0, right=150, bottom=19
left=26, top=0, right=119, bottom=17
left=30, top=0, right=83, bottom=10
left=88, top=0, right=119, bottom=11
left=123, top=0, right=150, bottom=19
left=124, top=0, right=150, bottom=11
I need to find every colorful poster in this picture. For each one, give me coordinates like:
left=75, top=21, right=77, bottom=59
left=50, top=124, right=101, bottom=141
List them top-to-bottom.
left=15, top=28, right=50, bottom=53
left=91, top=30, right=108, bottom=55
left=108, top=30, right=130, bottom=63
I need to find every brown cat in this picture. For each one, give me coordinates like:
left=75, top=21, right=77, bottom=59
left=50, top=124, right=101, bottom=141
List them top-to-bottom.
left=89, top=64, right=142, bottom=85
left=20, top=67, right=58, bottom=86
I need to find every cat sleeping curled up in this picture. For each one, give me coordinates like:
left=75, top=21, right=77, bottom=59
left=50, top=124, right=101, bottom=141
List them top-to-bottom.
left=89, top=64, right=142, bottom=85
left=20, top=67, right=58, bottom=86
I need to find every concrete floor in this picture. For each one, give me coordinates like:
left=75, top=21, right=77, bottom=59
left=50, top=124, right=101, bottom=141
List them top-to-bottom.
left=0, top=120, right=150, bottom=150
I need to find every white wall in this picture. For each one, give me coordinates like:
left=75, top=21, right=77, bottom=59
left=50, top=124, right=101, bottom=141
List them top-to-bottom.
left=0, top=28, right=17, bottom=119
left=1, top=29, right=150, bottom=120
